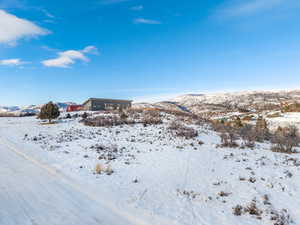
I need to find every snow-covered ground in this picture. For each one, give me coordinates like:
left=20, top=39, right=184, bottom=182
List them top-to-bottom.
left=267, top=113, right=300, bottom=131
left=0, top=115, right=300, bottom=225
left=0, top=138, right=151, bottom=225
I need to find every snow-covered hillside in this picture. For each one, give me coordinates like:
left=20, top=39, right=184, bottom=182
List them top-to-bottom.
left=134, top=90, right=300, bottom=115
left=0, top=102, right=76, bottom=116
left=0, top=111, right=299, bottom=225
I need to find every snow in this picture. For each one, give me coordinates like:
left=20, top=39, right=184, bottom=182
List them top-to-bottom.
left=0, top=102, right=76, bottom=116
left=267, top=113, right=300, bottom=131
left=0, top=115, right=300, bottom=225
left=0, top=140, right=149, bottom=225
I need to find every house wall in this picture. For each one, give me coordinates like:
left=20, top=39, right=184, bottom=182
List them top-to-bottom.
left=83, top=99, right=132, bottom=111
left=83, top=99, right=131, bottom=111
left=83, top=100, right=92, bottom=111
left=92, top=101, right=105, bottom=111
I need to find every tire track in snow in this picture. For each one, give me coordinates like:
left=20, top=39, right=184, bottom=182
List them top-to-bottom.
left=0, top=137, right=180, bottom=225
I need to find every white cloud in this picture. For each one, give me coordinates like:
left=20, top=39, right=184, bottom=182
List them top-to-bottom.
left=218, top=0, right=284, bottom=17
left=130, top=5, right=143, bottom=11
left=0, top=9, right=49, bottom=45
left=42, top=9, right=55, bottom=18
left=133, top=18, right=161, bottom=24
left=41, top=46, right=98, bottom=68
left=82, top=46, right=99, bottom=54
left=0, top=58, right=27, bottom=66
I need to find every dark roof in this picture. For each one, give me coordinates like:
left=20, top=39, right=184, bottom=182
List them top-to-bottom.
left=83, top=98, right=133, bottom=105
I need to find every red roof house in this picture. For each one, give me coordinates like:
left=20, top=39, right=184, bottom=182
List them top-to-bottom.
left=66, top=105, right=83, bottom=112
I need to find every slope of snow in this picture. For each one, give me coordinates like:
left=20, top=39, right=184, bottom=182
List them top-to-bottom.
left=133, top=90, right=300, bottom=115
left=0, top=102, right=77, bottom=115
left=0, top=106, right=20, bottom=113
left=267, top=113, right=300, bottom=130
left=0, top=115, right=299, bottom=225
left=0, top=139, right=157, bottom=225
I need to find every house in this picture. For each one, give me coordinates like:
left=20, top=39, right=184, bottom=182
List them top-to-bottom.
left=82, top=98, right=132, bottom=111
left=66, top=105, right=83, bottom=112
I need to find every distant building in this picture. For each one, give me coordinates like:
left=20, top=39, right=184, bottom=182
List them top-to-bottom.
left=82, top=98, right=132, bottom=111
left=66, top=105, right=83, bottom=112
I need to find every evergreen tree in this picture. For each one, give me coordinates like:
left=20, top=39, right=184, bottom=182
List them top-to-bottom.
left=39, top=102, right=60, bottom=123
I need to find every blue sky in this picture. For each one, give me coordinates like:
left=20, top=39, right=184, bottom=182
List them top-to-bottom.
left=1, top=0, right=300, bottom=105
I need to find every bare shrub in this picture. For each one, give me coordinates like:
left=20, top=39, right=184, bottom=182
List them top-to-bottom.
left=282, top=101, right=300, bottom=112
left=118, top=108, right=128, bottom=121
left=127, top=108, right=143, bottom=116
left=144, top=109, right=161, bottom=117
left=160, top=109, right=194, bottom=118
left=141, top=110, right=162, bottom=126
left=120, top=112, right=128, bottom=121
left=84, top=115, right=135, bottom=127
left=241, top=115, right=254, bottom=121
left=84, top=116, right=118, bottom=127
left=255, top=116, right=270, bottom=141
left=194, top=117, right=208, bottom=126
left=212, top=118, right=271, bottom=148
left=168, top=121, right=198, bottom=139
left=168, top=121, right=182, bottom=130
left=216, top=124, right=239, bottom=148
left=239, top=124, right=257, bottom=148
left=177, top=126, right=198, bottom=139
left=271, top=126, right=300, bottom=153
left=198, top=140, right=204, bottom=145
left=177, top=189, right=200, bottom=200
left=218, top=191, right=231, bottom=197
left=244, top=202, right=262, bottom=216
left=233, top=205, right=243, bottom=216
left=270, top=209, right=292, bottom=225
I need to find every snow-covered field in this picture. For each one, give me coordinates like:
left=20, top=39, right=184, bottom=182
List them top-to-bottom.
left=267, top=113, right=300, bottom=131
left=0, top=114, right=300, bottom=225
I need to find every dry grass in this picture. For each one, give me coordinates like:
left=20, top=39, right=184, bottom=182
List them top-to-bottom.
left=0, top=112, right=19, bottom=117
left=267, top=112, right=282, bottom=118
left=40, top=121, right=57, bottom=125
left=95, top=163, right=104, bottom=174
left=95, top=163, right=114, bottom=175
left=105, top=165, right=114, bottom=175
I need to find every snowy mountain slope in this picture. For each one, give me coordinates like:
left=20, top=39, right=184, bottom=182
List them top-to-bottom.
left=134, top=90, right=300, bottom=114
left=173, top=90, right=300, bottom=112
left=133, top=101, right=189, bottom=112
left=0, top=102, right=76, bottom=115
left=0, top=106, right=20, bottom=113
